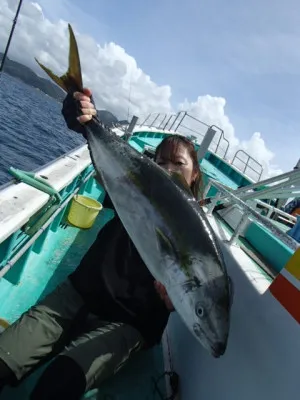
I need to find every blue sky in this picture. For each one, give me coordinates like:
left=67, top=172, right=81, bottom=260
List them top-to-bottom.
left=2, top=0, right=299, bottom=174
left=36, top=0, right=300, bottom=171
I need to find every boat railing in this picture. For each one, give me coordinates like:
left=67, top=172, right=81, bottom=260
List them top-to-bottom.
left=125, top=110, right=265, bottom=180
left=138, top=111, right=230, bottom=159
left=139, top=112, right=178, bottom=131
left=0, top=143, right=87, bottom=191
left=231, top=150, right=263, bottom=181
left=204, top=168, right=300, bottom=203
left=205, top=179, right=299, bottom=251
left=253, top=199, right=297, bottom=225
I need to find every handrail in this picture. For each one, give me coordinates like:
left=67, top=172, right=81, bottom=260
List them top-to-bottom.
left=134, top=111, right=264, bottom=178
left=169, top=111, right=185, bottom=131
left=174, top=112, right=187, bottom=132
left=179, top=112, right=210, bottom=128
left=140, top=113, right=153, bottom=126
left=149, top=113, right=161, bottom=128
left=158, top=114, right=168, bottom=129
left=162, top=114, right=176, bottom=130
left=210, top=125, right=229, bottom=159
left=0, top=143, right=86, bottom=191
left=232, top=150, right=263, bottom=181
left=9, top=168, right=62, bottom=202
left=204, top=168, right=300, bottom=203
left=0, top=170, right=95, bottom=279
left=206, top=179, right=299, bottom=251
left=254, top=199, right=297, bottom=223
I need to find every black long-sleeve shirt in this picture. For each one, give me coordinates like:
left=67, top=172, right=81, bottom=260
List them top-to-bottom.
left=69, top=193, right=170, bottom=347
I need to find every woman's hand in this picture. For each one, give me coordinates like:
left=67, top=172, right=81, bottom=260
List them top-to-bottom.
left=61, top=87, right=97, bottom=134
left=74, top=88, right=97, bottom=124
left=154, top=281, right=174, bottom=312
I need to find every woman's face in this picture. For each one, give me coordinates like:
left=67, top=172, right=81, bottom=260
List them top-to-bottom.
left=155, top=143, right=197, bottom=187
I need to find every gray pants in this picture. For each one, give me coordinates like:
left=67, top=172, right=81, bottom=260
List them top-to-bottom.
left=0, top=279, right=143, bottom=393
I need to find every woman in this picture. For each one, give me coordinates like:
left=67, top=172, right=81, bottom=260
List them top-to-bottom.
left=0, top=89, right=203, bottom=399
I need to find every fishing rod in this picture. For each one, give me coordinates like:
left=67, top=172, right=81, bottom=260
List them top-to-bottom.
left=0, top=0, right=24, bottom=76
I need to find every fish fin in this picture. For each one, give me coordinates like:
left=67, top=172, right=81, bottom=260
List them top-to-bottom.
left=67, top=23, right=83, bottom=91
left=35, top=24, right=83, bottom=93
left=35, top=58, right=68, bottom=92
left=170, top=172, right=194, bottom=197
left=156, top=228, right=174, bottom=255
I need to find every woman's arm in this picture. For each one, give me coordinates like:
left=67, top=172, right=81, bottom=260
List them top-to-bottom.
left=154, top=281, right=175, bottom=312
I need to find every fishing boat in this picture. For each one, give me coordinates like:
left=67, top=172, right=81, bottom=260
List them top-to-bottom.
left=1, top=1, right=300, bottom=397
left=0, top=109, right=299, bottom=399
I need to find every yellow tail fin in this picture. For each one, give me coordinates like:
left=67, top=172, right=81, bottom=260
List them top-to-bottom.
left=35, top=24, right=83, bottom=93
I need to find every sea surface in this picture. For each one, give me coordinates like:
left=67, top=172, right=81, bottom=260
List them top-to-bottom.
left=0, top=73, right=85, bottom=186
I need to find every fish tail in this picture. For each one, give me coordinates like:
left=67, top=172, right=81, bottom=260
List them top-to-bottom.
left=35, top=24, right=83, bottom=93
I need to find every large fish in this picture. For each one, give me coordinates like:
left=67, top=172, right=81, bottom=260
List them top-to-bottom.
left=36, top=24, right=232, bottom=357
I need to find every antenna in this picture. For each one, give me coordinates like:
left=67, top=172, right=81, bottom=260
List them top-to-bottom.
left=0, top=0, right=24, bottom=76
left=126, top=70, right=132, bottom=122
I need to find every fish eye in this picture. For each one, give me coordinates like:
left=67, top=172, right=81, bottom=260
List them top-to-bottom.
left=195, top=304, right=204, bottom=318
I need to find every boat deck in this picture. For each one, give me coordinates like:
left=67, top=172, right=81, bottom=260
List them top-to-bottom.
left=166, top=211, right=299, bottom=400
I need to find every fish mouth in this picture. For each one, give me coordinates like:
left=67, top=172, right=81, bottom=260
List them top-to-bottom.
left=193, top=323, right=226, bottom=358
left=193, top=323, right=202, bottom=337
left=211, top=342, right=226, bottom=358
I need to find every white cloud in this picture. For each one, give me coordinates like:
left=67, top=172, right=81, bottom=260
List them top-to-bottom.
left=0, top=0, right=282, bottom=180
left=0, top=0, right=172, bottom=119
left=177, top=96, right=282, bottom=180
left=238, top=132, right=282, bottom=178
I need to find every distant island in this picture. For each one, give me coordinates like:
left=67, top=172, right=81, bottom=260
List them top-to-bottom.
left=0, top=53, right=120, bottom=126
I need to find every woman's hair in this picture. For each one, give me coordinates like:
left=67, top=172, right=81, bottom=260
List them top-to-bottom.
left=154, top=134, right=203, bottom=200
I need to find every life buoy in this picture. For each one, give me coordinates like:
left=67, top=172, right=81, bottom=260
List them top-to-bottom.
left=291, top=207, right=300, bottom=217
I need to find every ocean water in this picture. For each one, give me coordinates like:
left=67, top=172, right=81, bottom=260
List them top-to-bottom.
left=0, top=73, right=85, bottom=186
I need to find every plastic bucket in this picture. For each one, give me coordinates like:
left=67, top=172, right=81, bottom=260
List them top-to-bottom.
left=67, top=195, right=103, bottom=229
left=0, top=318, right=9, bottom=333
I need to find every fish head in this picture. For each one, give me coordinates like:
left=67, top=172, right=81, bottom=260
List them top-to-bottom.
left=155, top=225, right=232, bottom=358
left=174, top=258, right=232, bottom=358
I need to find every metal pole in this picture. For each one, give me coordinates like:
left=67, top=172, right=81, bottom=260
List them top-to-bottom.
left=0, top=0, right=24, bottom=75
left=174, top=111, right=187, bottom=132
left=169, top=112, right=182, bottom=131
left=149, top=113, right=160, bottom=128
left=158, top=114, right=167, bottom=129
left=162, top=114, right=174, bottom=130
left=123, top=115, right=138, bottom=141
left=197, top=126, right=217, bottom=162
left=226, top=213, right=250, bottom=245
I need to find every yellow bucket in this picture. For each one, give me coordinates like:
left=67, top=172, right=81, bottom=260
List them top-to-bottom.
left=67, top=195, right=103, bottom=229
left=0, top=318, right=10, bottom=333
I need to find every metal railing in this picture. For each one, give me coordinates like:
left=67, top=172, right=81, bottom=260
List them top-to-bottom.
left=122, top=110, right=264, bottom=180
left=138, top=111, right=231, bottom=158
left=209, top=125, right=230, bottom=159
left=232, top=150, right=263, bottom=181
left=204, top=168, right=300, bottom=204
left=205, top=179, right=299, bottom=251
left=254, top=199, right=297, bottom=224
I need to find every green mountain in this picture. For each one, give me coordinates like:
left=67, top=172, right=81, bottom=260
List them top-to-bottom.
left=0, top=53, right=119, bottom=125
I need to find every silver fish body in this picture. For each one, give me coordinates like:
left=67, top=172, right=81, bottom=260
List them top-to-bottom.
left=86, top=121, right=231, bottom=357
